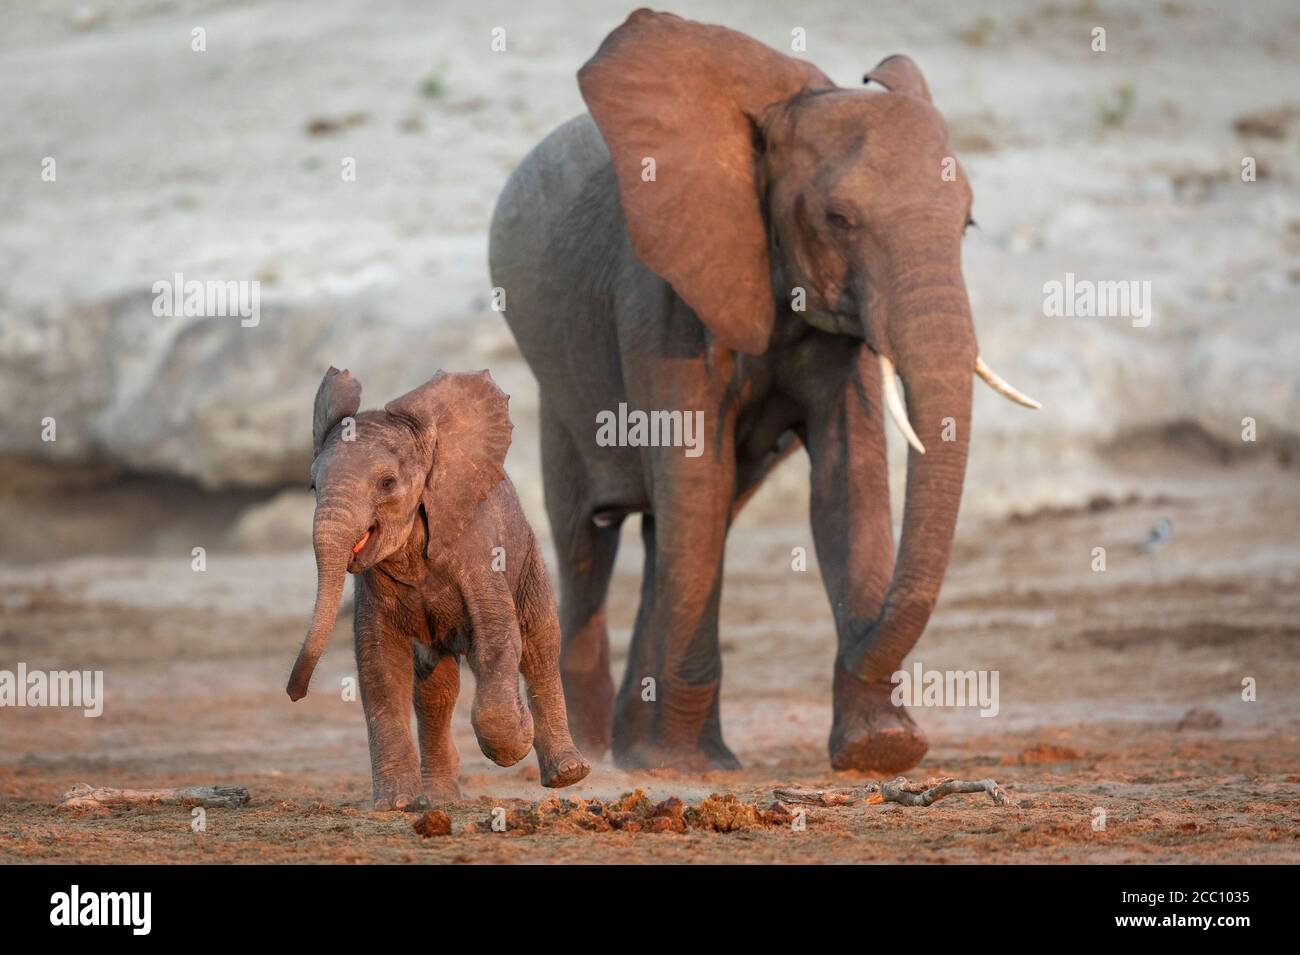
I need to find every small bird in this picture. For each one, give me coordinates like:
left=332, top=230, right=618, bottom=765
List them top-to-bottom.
left=1137, top=517, right=1173, bottom=554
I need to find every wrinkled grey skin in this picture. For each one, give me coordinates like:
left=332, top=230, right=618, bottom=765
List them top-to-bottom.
left=489, top=10, right=988, bottom=773
left=287, top=367, right=589, bottom=809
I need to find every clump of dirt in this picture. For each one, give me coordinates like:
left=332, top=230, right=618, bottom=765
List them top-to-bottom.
left=464, top=789, right=663, bottom=834
left=462, top=790, right=792, bottom=835
left=687, top=793, right=802, bottom=830
left=690, top=793, right=765, bottom=832
left=639, top=795, right=688, bottom=833
left=412, top=811, right=452, bottom=838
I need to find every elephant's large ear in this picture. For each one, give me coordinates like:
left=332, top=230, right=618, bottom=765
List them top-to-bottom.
left=578, top=9, right=832, bottom=356
left=863, top=55, right=932, bottom=103
left=313, top=367, right=362, bottom=455
left=384, top=370, right=512, bottom=554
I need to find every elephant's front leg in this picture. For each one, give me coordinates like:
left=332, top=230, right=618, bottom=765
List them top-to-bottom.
left=801, top=346, right=928, bottom=773
left=613, top=406, right=738, bottom=771
left=517, top=543, right=591, bottom=788
left=464, top=577, right=534, bottom=767
left=354, top=593, right=424, bottom=810
left=414, top=651, right=462, bottom=803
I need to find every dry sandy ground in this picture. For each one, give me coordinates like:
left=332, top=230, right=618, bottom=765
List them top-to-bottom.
left=1, top=456, right=1297, bottom=863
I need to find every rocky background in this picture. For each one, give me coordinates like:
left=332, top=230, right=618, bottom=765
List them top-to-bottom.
left=2, top=0, right=1297, bottom=559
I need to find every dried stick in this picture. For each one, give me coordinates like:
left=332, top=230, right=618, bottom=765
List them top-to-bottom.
left=871, top=776, right=1007, bottom=807
left=59, top=783, right=250, bottom=810
left=771, top=787, right=858, bottom=807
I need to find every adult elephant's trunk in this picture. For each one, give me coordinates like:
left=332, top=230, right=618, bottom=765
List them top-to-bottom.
left=844, top=275, right=976, bottom=682
left=286, top=498, right=368, bottom=701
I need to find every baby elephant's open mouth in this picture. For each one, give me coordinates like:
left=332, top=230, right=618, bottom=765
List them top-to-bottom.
left=347, top=524, right=378, bottom=571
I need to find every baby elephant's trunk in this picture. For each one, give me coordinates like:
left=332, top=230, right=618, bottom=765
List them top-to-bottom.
left=286, top=500, right=365, bottom=701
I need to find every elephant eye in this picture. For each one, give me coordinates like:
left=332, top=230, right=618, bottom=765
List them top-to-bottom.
left=826, top=209, right=854, bottom=230
left=378, top=475, right=398, bottom=493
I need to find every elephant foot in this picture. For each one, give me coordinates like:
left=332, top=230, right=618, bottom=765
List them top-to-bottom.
left=561, top=665, right=615, bottom=757
left=829, top=669, right=928, bottom=773
left=610, top=678, right=740, bottom=771
left=472, top=700, right=535, bottom=767
left=700, top=733, right=742, bottom=771
left=612, top=737, right=741, bottom=772
left=538, top=747, right=591, bottom=788
left=421, top=777, right=462, bottom=803
left=372, top=784, right=427, bottom=812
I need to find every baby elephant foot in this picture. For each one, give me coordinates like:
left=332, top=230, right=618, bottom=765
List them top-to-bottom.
left=828, top=669, right=928, bottom=774
left=472, top=701, right=535, bottom=767
left=538, top=747, right=590, bottom=788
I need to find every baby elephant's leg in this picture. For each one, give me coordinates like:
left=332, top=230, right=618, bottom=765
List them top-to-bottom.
left=520, top=564, right=590, bottom=788
left=355, top=606, right=423, bottom=810
left=466, top=618, right=534, bottom=767
left=414, top=650, right=462, bottom=802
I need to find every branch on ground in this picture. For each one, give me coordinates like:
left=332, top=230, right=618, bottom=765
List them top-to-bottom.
left=772, top=776, right=1009, bottom=809
left=870, top=776, right=1008, bottom=807
left=59, top=783, right=251, bottom=810
left=772, top=787, right=858, bottom=806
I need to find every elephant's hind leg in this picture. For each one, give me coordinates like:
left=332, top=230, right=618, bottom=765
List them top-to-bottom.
left=541, top=402, right=620, bottom=756
left=613, top=407, right=741, bottom=773
left=614, top=512, right=737, bottom=771
left=414, top=651, right=462, bottom=803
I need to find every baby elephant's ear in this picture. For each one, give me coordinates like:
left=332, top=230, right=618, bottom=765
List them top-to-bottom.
left=313, top=367, right=362, bottom=455
left=384, top=370, right=512, bottom=554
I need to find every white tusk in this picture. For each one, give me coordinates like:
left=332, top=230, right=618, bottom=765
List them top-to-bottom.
left=879, top=354, right=926, bottom=454
left=975, top=357, right=1042, bottom=409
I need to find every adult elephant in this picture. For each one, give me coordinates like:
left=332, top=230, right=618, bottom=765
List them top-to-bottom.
left=489, top=9, right=1038, bottom=773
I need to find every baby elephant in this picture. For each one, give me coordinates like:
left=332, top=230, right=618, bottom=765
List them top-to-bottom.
left=286, top=366, right=589, bottom=809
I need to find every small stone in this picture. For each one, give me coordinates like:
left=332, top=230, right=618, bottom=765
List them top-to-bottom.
left=412, top=811, right=452, bottom=838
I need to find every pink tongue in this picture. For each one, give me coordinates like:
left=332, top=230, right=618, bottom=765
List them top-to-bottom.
left=351, top=530, right=371, bottom=555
